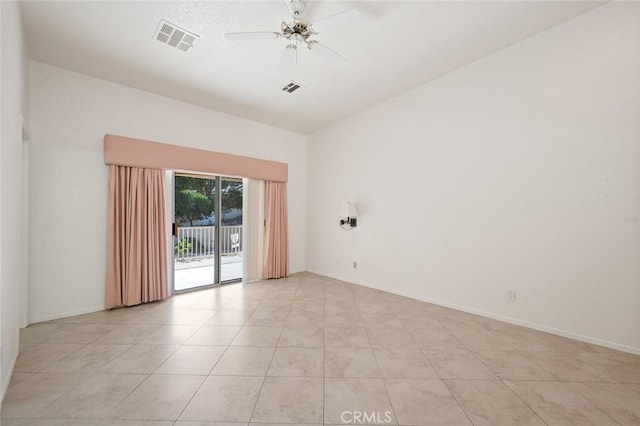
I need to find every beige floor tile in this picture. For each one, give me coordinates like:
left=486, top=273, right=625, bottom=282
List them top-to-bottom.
left=9, top=273, right=640, bottom=426
left=259, top=294, right=295, bottom=306
left=188, top=297, right=233, bottom=311
left=324, top=297, right=356, bottom=314
left=220, top=298, right=262, bottom=311
left=290, top=299, right=325, bottom=312
left=356, top=300, right=392, bottom=314
left=138, top=309, right=216, bottom=326
left=165, top=309, right=217, bottom=325
left=206, top=310, right=252, bottom=326
left=244, top=311, right=288, bottom=327
left=285, top=311, right=324, bottom=328
left=324, top=311, right=363, bottom=328
left=360, top=313, right=404, bottom=329
left=395, top=313, right=443, bottom=329
left=19, top=324, right=65, bottom=345
left=44, top=324, right=121, bottom=344
left=93, top=325, right=164, bottom=345
left=138, top=325, right=200, bottom=345
left=445, top=325, right=513, bottom=351
left=184, top=326, right=241, bottom=346
left=231, top=326, right=282, bottom=347
left=278, top=326, right=324, bottom=347
left=409, top=327, right=466, bottom=352
left=324, top=328, right=370, bottom=348
left=366, top=328, right=418, bottom=349
left=497, top=328, right=592, bottom=353
left=14, top=344, right=84, bottom=372
left=42, top=344, right=132, bottom=373
left=99, top=344, right=178, bottom=373
left=154, top=345, right=226, bottom=375
left=211, top=346, right=275, bottom=376
left=268, top=347, right=323, bottom=377
left=325, top=348, right=380, bottom=378
left=374, top=349, right=438, bottom=379
left=425, top=350, right=496, bottom=380
left=474, top=350, right=555, bottom=381
left=524, top=352, right=612, bottom=382
left=577, top=352, right=640, bottom=383
left=1, top=372, right=85, bottom=418
left=35, top=373, right=146, bottom=419
left=113, top=374, right=204, bottom=421
left=179, top=376, right=264, bottom=422
left=251, top=377, right=323, bottom=424
left=324, top=378, right=396, bottom=425
left=386, top=379, right=470, bottom=425
left=445, top=379, right=545, bottom=425
left=505, top=380, right=618, bottom=425
left=566, top=382, right=640, bottom=424
left=1, top=420, right=102, bottom=425
left=100, top=421, right=173, bottom=426
left=176, top=422, right=247, bottom=425
left=249, top=424, right=318, bottom=426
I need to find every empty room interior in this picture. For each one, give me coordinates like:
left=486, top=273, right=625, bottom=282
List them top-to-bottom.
left=1, top=0, right=640, bottom=425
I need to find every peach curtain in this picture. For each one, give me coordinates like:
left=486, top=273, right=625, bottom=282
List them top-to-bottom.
left=106, top=165, right=168, bottom=308
left=264, top=181, right=289, bottom=278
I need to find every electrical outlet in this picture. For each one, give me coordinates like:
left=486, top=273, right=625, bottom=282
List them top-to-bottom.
left=352, top=261, right=357, bottom=269
left=507, top=291, right=517, bottom=302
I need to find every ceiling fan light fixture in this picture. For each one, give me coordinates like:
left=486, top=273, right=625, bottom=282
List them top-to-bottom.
left=224, top=0, right=356, bottom=69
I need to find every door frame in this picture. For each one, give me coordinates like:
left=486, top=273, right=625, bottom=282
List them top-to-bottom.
left=170, top=172, right=242, bottom=294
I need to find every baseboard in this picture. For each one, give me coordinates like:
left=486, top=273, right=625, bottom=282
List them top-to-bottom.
left=311, top=269, right=640, bottom=356
left=29, top=304, right=105, bottom=325
left=1, top=351, right=18, bottom=407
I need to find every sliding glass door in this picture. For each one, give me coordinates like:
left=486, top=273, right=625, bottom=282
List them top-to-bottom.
left=173, top=174, right=243, bottom=292
left=220, top=177, right=243, bottom=281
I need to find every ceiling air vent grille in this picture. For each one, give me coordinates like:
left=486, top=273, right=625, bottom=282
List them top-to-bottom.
left=154, top=19, right=199, bottom=52
left=282, top=81, right=302, bottom=93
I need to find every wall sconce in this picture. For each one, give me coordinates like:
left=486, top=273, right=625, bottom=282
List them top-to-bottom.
left=339, top=201, right=358, bottom=230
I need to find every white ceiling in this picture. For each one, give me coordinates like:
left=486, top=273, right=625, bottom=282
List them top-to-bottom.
left=21, top=1, right=605, bottom=134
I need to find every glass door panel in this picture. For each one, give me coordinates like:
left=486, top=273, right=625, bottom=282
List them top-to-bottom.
left=173, top=175, right=217, bottom=291
left=220, top=177, right=243, bottom=282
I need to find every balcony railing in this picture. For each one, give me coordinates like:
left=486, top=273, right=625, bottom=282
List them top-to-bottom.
left=175, top=225, right=242, bottom=262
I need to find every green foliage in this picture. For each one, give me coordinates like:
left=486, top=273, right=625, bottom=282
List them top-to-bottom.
left=174, top=176, right=243, bottom=226
left=175, top=177, right=215, bottom=226
left=174, top=238, right=193, bottom=257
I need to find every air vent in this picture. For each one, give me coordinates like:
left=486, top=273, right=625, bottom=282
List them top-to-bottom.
left=153, top=19, right=199, bottom=52
left=281, top=81, right=303, bottom=93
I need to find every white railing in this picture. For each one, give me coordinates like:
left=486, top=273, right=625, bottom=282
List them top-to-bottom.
left=175, top=225, right=242, bottom=261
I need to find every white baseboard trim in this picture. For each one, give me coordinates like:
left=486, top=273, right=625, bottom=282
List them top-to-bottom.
left=312, top=269, right=640, bottom=356
left=29, top=305, right=105, bottom=325
left=1, top=351, right=18, bottom=405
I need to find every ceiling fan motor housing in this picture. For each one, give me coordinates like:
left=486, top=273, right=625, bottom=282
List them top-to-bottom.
left=281, top=19, right=314, bottom=42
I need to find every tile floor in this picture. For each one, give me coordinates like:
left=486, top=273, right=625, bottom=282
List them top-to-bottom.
left=2, top=272, right=640, bottom=425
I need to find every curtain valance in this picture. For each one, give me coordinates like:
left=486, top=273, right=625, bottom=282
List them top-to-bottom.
left=104, top=134, right=288, bottom=182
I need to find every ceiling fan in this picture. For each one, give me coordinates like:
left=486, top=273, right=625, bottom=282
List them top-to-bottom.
left=224, top=0, right=360, bottom=69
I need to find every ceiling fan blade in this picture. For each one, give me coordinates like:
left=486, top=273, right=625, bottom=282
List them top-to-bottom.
left=312, top=8, right=361, bottom=34
left=224, top=31, right=280, bottom=41
left=307, top=41, right=347, bottom=68
left=279, top=44, right=298, bottom=77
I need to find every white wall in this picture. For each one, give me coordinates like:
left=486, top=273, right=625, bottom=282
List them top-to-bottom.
left=1, top=1, right=30, bottom=399
left=307, top=2, right=640, bottom=353
left=28, top=62, right=307, bottom=323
